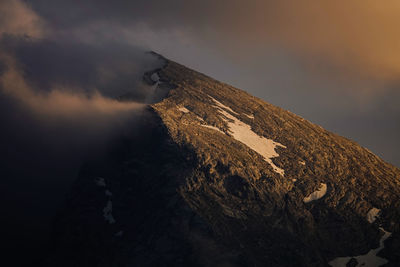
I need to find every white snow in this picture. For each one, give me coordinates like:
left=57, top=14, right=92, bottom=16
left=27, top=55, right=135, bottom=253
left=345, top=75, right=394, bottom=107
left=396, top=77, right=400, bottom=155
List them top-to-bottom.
left=150, top=72, right=160, bottom=82
left=209, top=96, right=286, bottom=176
left=209, top=96, right=239, bottom=115
left=178, top=106, right=190, bottom=113
left=244, top=113, right=254, bottom=119
left=201, top=124, right=224, bottom=134
left=95, top=177, right=106, bottom=187
left=303, top=183, right=327, bottom=203
left=103, top=200, right=116, bottom=224
left=367, top=208, right=381, bottom=223
left=328, top=227, right=391, bottom=267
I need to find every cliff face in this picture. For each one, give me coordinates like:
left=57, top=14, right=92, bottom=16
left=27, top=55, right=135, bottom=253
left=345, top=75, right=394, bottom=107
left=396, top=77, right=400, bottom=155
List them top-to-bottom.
left=45, top=55, right=400, bottom=267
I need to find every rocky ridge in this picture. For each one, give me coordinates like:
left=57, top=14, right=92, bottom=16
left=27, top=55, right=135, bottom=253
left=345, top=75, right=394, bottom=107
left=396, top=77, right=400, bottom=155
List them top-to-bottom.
left=45, top=54, right=400, bottom=267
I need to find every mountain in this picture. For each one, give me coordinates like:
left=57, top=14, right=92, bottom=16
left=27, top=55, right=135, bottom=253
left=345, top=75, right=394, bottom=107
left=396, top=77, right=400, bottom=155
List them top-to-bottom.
left=44, top=54, right=400, bottom=267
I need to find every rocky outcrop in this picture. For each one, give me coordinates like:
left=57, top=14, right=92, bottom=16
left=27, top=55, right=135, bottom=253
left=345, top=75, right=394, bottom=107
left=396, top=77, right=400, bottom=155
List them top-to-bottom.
left=45, top=54, right=400, bottom=266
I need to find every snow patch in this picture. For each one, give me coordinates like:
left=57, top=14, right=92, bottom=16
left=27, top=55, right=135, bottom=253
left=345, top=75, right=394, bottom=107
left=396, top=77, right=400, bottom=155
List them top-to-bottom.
left=209, top=95, right=286, bottom=176
left=210, top=96, right=239, bottom=115
left=178, top=106, right=190, bottom=113
left=201, top=124, right=224, bottom=134
left=95, top=177, right=106, bottom=187
left=96, top=177, right=115, bottom=224
left=303, top=183, right=327, bottom=203
left=103, top=200, right=116, bottom=224
left=367, top=208, right=380, bottom=223
left=328, top=227, right=391, bottom=267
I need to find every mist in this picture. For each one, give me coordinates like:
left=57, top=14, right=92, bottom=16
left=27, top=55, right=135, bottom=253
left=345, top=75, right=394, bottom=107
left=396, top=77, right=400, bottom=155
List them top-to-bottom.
left=0, top=2, right=164, bottom=265
left=0, top=44, right=161, bottom=266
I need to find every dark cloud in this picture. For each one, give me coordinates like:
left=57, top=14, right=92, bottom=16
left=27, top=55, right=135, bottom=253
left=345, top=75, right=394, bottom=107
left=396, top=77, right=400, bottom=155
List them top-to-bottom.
left=27, top=0, right=400, bottom=82
left=0, top=1, right=164, bottom=265
left=7, top=39, right=154, bottom=94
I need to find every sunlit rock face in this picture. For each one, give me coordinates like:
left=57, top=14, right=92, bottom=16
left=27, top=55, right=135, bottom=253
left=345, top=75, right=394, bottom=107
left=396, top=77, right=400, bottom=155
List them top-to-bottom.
left=45, top=54, right=400, bottom=267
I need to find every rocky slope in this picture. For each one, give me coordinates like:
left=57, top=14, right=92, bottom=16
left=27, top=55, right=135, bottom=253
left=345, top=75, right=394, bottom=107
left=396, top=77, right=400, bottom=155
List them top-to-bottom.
left=44, top=54, right=400, bottom=267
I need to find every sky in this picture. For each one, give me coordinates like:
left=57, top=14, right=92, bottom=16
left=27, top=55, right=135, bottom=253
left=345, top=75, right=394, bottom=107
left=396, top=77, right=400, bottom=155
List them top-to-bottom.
left=0, top=0, right=399, bottom=265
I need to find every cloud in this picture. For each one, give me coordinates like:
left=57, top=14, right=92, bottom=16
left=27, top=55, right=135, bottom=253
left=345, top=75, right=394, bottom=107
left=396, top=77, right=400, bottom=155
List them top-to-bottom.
left=0, top=0, right=46, bottom=38
left=0, top=0, right=162, bottom=119
left=27, top=0, right=400, bottom=84
left=0, top=3, right=160, bottom=262
left=0, top=39, right=161, bottom=123
left=0, top=52, right=149, bottom=265
left=0, top=57, right=143, bottom=120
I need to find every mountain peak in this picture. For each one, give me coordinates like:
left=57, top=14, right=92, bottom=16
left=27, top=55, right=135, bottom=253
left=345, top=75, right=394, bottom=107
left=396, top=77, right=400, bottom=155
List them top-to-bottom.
left=46, top=56, right=400, bottom=267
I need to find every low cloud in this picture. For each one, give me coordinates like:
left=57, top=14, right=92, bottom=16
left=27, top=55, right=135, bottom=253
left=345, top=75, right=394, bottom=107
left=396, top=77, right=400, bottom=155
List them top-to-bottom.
left=0, top=0, right=46, bottom=38
left=0, top=0, right=161, bottom=123
left=27, top=0, right=400, bottom=84
left=0, top=3, right=163, bottom=264
left=0, top=52, right=144, bottom=122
